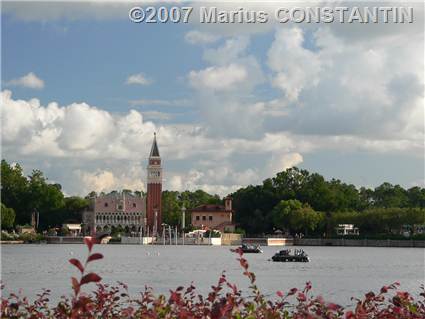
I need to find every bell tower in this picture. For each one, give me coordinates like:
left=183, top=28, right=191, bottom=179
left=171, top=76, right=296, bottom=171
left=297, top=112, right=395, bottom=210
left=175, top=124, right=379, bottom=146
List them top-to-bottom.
left=146, top=133, right=162, bottom=234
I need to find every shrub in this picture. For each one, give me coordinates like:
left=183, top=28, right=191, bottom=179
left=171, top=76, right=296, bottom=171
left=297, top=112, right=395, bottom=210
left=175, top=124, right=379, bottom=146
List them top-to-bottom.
left=1, top=238, right=424, bottom=318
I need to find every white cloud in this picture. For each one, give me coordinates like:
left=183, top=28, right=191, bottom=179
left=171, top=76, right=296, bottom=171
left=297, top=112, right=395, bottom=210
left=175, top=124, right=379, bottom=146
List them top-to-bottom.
left=268, top=28, right=321, bottom=102
left=185, top=30, right=220, bottom=45
left=187, top=35, right=265, bottom=138
left=203, top=36, right=249, bottom=65
left=189, top=64, right=248, bottom=91
left=6, top=72, right=45, bottom=89
left=126, top=73, right=152, bottom=85
left=2, top=88, right=423, bottom=195
left=0, top=90, right=156, bottom=159
left=142, top=111, right=173, bottom=121
left=268, top=152, right=304, bottom=176
left=76, top=166, right=146, bottom=194
left=167, top=169, right=244, bottom=196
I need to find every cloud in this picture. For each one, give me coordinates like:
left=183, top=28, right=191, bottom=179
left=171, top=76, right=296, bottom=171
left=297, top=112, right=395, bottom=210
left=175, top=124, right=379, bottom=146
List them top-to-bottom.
left=2, top=12, right=424, bottom=195
left=266, top=26, right=424, bottom=142
left=268, top=28, right=321, bottom=102
left=185, top=30, right=221, bottom=45
left=187, top=35, right=265, bottom=138
left=203, top=36, right=249, bottom=65
left=188, top=64, right=248, bottom=91
left=6, top=72, right=45, bottom=89
left=126, top=73, right=152, bottom=85
left=2, top=89, right=423, bottom=196
left=0, top=90, right=156, bottom=159
left=142, top=111, right=173, bottom=121
left=268, top=152, right=304, bottom=176
left=76, top=166, right=146, bottom=194
left=167, top=169, right=246, bottom=196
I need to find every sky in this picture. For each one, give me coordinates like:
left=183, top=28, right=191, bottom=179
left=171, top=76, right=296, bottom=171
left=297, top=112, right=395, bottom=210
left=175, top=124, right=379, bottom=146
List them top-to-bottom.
left=1, top=1, right=424, bottom=197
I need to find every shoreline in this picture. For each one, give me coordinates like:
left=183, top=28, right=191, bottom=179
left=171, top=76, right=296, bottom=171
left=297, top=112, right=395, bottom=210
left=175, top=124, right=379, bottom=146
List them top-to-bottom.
left=2, top=237, right=425, bottom=248
left=293, top=238, right=425, bottom=248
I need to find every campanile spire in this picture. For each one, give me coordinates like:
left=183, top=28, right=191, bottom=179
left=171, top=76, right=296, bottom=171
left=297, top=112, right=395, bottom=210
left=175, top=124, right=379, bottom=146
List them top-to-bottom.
left=146, top=132, right=162, bottom=234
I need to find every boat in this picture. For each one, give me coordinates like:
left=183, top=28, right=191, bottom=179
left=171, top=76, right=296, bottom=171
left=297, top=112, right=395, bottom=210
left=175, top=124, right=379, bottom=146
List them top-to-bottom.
left=240, top=243, right=263, bottom=253
left=271, top=249, right=309, bottom=262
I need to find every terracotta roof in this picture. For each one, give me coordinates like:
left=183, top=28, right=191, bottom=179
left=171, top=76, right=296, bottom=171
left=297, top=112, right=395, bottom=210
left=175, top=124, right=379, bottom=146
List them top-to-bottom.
left=190, top=204, right=234, bottom=213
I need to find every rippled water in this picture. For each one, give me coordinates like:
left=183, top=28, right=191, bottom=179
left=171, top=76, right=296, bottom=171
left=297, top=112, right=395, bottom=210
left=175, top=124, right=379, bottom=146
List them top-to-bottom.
left=2, top=244, right=424, bottom=306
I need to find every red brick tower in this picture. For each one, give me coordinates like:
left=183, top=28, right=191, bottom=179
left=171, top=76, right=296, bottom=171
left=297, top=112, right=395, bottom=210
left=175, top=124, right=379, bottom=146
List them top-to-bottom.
left=146, top=133, right=162, bottom=235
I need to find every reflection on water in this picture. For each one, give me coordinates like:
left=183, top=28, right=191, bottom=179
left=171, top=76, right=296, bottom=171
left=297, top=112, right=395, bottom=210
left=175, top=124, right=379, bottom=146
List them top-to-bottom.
left=2, top=244, right=424, bottom=306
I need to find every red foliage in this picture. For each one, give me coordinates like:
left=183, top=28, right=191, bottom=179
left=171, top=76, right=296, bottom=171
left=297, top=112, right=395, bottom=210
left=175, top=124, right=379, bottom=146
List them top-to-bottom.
left=1, top=240, right=424, bottom=319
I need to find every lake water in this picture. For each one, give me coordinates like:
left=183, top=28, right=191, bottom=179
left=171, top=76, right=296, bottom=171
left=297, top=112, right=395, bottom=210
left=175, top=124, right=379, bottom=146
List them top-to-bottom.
left=1, top=244, right=424, bottom=306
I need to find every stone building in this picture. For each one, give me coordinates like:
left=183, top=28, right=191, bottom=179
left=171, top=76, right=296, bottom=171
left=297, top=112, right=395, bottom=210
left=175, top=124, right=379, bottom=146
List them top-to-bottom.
left=83, top=134, right=162, bottom=235
left=190, top=197, right=235, bottom=232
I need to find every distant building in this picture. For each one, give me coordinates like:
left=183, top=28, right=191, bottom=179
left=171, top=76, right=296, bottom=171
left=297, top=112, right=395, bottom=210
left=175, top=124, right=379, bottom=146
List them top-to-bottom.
left=83, top=134, right=162, bottom=235
left=83, top=191, right=146, bottom=234
left=190, top=197, right=235, bottom=232
left=62, top=223, right=82, bottom=236
left=336, top=224, right=359, bottom=236
left=401, top=224, right=425, bottom=237
left=17, top=225, right=36, bottom=234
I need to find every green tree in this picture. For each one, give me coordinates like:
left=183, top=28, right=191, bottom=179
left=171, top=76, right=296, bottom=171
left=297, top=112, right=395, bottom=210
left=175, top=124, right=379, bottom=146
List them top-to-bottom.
left=1, top=160, right=29, bottom=225
left=272, top=167, right=310, bottom=200
left=27, top=170, right=65, bottom=229
left=373, top=183, right=408, bottom=208
left=406, top=187, right=425, bottom=208
left=86, top=191, right=97, bottom=199
left=162, top=191, right=182, bottom=226
left=52, top=196, right=90, bottom=226
left=271, top=199, right=324, bottom=235
left=272, top=199, right=303, bottom=232
left=1, top=203, right=16, bottom=229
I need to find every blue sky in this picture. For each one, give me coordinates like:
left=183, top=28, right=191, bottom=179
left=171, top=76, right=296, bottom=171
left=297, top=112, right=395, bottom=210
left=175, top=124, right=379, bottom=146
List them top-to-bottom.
left=1, top=2, right=424, bottom=196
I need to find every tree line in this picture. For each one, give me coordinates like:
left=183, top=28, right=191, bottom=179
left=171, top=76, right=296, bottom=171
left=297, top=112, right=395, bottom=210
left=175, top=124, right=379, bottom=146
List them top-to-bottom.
left=1, top=160, right=424, bottom=237
left=1, top=160, right=90, bottom=230
left=231, top=167, right=425, bottom=236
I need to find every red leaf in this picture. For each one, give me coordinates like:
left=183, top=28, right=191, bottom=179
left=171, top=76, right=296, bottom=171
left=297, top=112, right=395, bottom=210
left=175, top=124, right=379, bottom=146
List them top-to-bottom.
left=84, top=236, right=94, bottom=251
left=87, top=253, right=103, bottom=263
left=69, top=258, right=84, bottom=273
left=80, top=272, right=102, bottom=285
left=71, top=277, right=80, bottom=295
left=288, top=288, right=297, bottom=295
left=297, top=292, right=306, bottom=302
left=327, top=302, right=339, bottom=311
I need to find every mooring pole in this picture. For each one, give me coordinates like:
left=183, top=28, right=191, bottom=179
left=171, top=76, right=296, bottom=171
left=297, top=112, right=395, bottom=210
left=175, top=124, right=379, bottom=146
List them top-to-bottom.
left=169, top=226, right=172, bottom=245
left=163, top=227, right=165, bottom=245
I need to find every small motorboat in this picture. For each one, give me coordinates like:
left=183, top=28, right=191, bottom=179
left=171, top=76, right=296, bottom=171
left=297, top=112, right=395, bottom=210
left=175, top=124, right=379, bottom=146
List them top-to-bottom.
left=240, top=243, right=263, bottom=253
left=271, top=249, right=309, bottom=262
